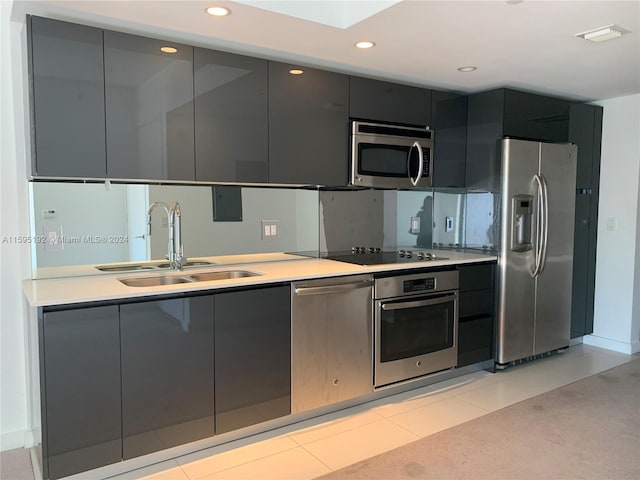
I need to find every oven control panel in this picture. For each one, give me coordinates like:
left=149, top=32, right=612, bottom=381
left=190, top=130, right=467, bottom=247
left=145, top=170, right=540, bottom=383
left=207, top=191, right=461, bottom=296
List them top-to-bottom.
left=375, top=270, right=458, bottom=299
left=403, top=277, right=436, bottom=293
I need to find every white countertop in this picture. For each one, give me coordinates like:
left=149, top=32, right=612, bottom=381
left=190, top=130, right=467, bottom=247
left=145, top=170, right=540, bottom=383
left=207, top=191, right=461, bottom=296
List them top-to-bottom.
left=23, top=250, right=497, bottom=307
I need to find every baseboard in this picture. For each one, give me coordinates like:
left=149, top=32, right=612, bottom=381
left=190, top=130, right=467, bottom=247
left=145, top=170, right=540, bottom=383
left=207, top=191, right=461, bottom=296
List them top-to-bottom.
left=583, top=335, right=640, bottom=354
left=0, top=428, right=39, bottom=452
left=0, top=429, right=26, bottom=452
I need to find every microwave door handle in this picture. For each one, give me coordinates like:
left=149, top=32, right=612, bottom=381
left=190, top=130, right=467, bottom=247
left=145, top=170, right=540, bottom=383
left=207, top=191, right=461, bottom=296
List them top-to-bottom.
left=408, top=141, right=424, bottom=187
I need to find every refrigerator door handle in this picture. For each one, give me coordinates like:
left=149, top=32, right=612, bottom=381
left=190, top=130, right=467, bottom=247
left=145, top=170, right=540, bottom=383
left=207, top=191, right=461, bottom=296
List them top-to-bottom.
left=532, top=174, right=545, bottom=278
left=538, top=174, right=550, bottom=275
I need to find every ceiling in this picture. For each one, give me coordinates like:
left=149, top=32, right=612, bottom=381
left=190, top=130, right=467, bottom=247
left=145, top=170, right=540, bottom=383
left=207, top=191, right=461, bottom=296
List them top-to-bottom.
left=13, top=0, right=640, bottom=102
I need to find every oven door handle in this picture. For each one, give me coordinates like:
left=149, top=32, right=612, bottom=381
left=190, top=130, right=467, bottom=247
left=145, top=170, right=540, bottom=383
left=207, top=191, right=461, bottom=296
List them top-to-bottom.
left=381, top=294, right=457, bottom=311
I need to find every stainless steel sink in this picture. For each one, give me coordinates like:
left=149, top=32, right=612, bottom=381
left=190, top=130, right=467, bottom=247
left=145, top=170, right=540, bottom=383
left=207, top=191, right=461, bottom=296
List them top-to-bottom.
left=156, top=260, right=216, bottom=269
left=96, top=264, right=155, bottom=272
left=119, top=270, right=261, bottom=287
left=189, top=270, right=260, bottom=281
left=119, top=276, right=194, bottom=287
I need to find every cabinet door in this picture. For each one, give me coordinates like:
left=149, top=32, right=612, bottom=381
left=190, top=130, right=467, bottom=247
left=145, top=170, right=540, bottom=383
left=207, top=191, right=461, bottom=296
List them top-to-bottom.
left=29, top=16, right=106, bottom=177
left=105, top=31, right=195, bottom=180
left=195, top=48, right=268, bottom=182
left=268, top=62, right=349, bottom=185
left=349, top=76, right=431, bottom=127
left=465, top=89, right=504, bottom=191
left=503, top=89, right=571, bottom=143
left=431, top=90, right=467, bottom=188
left=569, top=103, right=603, bottom=190
left=457, top=263, right=495, bottom=366
left=214, top=286, right=291, bottom=434
left=120, top=297, right=214, bottom=459
left=41, top=306, right=121, bottom=480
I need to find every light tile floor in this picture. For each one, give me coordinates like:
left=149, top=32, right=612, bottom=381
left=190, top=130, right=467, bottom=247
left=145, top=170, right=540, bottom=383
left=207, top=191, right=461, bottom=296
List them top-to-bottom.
left=109, top=344, right=634, bottom=480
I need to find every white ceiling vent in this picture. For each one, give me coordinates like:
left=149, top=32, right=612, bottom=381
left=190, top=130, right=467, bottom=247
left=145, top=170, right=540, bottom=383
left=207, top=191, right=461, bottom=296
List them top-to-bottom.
left=575, top=24, right=631, bottom=43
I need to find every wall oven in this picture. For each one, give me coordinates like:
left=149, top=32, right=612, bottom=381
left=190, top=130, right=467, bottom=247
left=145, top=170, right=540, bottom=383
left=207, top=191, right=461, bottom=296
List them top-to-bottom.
left=350, top=121, right=434, bottom=189
left=374, top=270, right=458, bottom=387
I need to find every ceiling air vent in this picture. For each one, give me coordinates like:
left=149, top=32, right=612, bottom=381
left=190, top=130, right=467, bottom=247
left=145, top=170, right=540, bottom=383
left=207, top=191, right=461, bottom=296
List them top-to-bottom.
left=575, top=24, right=630, bottom=43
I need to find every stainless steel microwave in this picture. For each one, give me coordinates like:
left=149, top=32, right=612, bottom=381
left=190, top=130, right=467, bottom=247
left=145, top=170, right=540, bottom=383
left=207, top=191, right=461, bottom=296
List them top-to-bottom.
left=350, top=121, right=434, bottom=189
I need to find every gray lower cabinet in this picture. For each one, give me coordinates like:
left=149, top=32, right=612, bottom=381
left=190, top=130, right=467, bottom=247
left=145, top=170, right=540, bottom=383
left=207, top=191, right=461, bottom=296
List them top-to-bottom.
left=28, top=16, right=106, bottom=178
left=104, top=30, right=195, bottom=180
left=268, top=62, right=349, bottom=186
left=457, top=263, right=495, bottom=367
left=291, top=275, right=374, bottom=413
left=214, top=286, right=291, bottom=434
left=120, top=296, right=215, bottom=459
left=40, top=306, right=121, bottom=480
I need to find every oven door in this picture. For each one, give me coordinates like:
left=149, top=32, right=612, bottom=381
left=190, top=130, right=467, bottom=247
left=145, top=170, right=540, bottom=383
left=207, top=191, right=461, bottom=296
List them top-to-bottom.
left=374, top=291, right=458, bottom=387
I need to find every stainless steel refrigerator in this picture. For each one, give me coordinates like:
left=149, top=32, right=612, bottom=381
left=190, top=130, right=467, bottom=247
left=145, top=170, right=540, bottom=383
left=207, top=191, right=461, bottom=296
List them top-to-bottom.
left=497, top=138, right=577, bottom=366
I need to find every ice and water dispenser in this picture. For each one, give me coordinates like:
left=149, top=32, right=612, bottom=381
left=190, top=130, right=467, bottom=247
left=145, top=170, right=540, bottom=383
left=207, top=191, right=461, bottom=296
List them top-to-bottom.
left=511, top=195, right=533, bottom=252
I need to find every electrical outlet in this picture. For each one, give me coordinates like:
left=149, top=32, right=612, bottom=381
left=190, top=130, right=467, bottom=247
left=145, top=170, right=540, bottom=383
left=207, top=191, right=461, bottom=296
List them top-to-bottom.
left=410, top=216, right=421, bottom=234
left=445, top=216, right=454, bottom=232
left=261, top=220, right=279, bottom=239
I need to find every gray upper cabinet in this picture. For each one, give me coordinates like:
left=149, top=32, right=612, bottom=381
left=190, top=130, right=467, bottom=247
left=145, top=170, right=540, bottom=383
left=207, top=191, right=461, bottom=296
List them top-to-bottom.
left=29, top=16, right=106, bottom=178
left=104, top=31, right=195, bottom=180
left=195, top=49, right=268, bottom=183
left=268, top=62, right=349, bottom=186
left=349, top=76, right=431, bottom=127
left=466, top=88, right=573, bottom=190
left=431, top=90, right=467, bottom=188
left=120, top=296, right=215, bottom=460
left=40, top=306, right=121, bottom=480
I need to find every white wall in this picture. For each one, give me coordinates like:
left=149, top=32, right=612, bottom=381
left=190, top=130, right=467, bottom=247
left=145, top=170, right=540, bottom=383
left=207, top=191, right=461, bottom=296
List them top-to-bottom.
left=1, top=2, right=37, bottom=451
left=586, top=94, right=640, bottom=354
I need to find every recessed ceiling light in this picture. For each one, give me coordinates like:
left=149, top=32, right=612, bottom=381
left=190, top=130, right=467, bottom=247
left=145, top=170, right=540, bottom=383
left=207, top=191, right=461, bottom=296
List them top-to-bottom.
left=506, top=0, right=524, bottom=5
left=206, top=6, right=231, bottom=17
left=575, top=24, right=630, bottom=43
left=355, top=41, right=376, bottom=49
left=160, top=46, right=177, bottom=54
left=457, top=66, right=477, bottom=72
left=289, top=69, right=304, bottom=75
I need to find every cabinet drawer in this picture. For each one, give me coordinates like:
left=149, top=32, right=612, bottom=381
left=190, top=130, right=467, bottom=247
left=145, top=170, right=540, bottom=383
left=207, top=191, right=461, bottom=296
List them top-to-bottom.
left=458, top=264, right=495, bottom=292
left=459, top=289, right=494, bottom=318
left=458, top=315, right=493, bottom=367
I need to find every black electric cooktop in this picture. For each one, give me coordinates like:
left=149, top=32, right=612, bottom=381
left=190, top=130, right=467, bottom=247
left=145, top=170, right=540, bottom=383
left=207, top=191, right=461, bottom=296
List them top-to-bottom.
left=323, top=249, right=448, bottom=266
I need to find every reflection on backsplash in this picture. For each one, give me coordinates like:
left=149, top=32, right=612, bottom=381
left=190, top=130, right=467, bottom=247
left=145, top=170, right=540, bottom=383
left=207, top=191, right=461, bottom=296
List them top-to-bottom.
left=29, top=181, right=498, bottom=278
left=30, top=182, right=319, bottom=275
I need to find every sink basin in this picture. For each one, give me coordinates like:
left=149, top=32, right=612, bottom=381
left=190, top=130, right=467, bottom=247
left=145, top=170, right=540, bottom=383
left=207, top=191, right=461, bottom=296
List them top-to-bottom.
left=156, top=261, right=215, bottom=269
left=96, top=264, right=155, bottom=272
left=119, top=270, right=261, bottom=287
left=189, top=270, right=260, bottom=282
left=119, top=276, right=194, bottom=287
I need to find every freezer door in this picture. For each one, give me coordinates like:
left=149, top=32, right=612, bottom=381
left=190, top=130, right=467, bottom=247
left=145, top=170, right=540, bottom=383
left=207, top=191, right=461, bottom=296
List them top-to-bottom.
left=497, top=139, right=539, bottom=364
left=534, top=142, right=577, bottom=355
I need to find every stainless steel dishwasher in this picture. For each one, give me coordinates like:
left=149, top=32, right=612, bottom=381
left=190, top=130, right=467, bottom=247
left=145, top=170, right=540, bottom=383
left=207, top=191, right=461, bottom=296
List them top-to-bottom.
left=291, top=274, right=374, bottom=414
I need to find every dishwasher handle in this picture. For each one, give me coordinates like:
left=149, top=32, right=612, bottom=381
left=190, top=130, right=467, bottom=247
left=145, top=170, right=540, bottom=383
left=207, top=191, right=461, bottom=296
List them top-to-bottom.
left=294, top=280, right=374, bottom=296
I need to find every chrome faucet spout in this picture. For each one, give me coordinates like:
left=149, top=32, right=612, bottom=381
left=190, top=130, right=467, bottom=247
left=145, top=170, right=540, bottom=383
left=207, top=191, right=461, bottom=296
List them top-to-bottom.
left=146, top=201, right=185, bottom=270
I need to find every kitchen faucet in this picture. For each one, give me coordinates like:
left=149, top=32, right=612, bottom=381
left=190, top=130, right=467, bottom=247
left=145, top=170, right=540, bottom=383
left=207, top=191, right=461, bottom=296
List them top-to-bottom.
left=147, top=201, right=185, bottom=270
